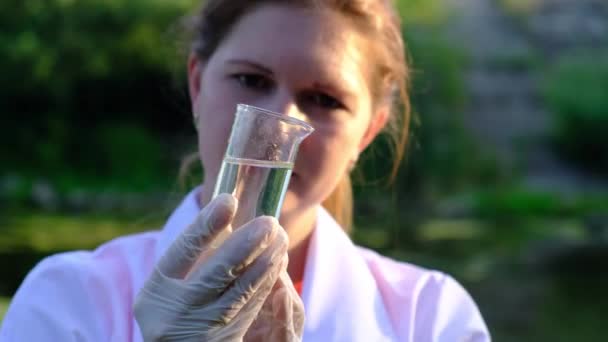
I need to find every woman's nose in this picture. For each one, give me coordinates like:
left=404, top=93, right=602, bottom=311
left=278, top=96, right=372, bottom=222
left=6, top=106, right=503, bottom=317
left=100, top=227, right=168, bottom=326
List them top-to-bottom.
left=261, top=91, right=307, bottom=122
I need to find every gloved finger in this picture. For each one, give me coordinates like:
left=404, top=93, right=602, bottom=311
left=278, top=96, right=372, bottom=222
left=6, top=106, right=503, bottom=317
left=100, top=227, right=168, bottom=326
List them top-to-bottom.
left=158, top=193, right=237, bottom=279
left=185, top=216, right=280, bottom=299
left=210, top=227, right=288, bottom=325
left=258, top=268, right=302, bottom=341
left=279, top=271, right=306, bottom=336
left=243, top=280, right=284, bottom=342
left=273, top=280, right=305, bottom=341
left=270, top=284, right=293, bottom=341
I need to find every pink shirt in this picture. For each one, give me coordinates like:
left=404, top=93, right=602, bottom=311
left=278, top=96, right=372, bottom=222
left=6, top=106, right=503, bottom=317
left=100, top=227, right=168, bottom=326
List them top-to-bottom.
left=1, top=189, right=490, bottom=341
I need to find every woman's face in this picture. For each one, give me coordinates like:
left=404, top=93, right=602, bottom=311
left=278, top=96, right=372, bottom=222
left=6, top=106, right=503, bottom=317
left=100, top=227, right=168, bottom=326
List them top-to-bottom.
left=189, top=4, right=387, bottom=221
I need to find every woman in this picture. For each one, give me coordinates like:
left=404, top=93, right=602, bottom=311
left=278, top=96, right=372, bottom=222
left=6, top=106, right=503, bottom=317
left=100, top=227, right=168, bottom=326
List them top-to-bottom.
left=1, top=0, right=490, bottom=341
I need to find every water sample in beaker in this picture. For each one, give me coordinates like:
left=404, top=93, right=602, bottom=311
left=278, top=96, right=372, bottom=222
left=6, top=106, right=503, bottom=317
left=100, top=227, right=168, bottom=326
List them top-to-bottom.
left=213, top=104, right=314, bottom=229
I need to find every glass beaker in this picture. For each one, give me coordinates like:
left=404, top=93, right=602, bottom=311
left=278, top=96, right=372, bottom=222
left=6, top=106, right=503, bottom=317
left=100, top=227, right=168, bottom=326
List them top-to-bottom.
left=212, top=104, right=314, bottom=229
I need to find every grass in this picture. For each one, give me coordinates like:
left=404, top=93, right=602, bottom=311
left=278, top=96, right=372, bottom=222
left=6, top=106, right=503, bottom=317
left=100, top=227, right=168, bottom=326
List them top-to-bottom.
left=0, top=211, right=166, bottom=253
left=0, top=297, right=10, bottom=322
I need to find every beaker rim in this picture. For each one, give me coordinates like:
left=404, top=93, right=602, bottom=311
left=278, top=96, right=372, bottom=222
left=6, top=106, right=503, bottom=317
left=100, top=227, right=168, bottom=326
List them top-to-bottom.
left=237, top=104, right=315, bottom=133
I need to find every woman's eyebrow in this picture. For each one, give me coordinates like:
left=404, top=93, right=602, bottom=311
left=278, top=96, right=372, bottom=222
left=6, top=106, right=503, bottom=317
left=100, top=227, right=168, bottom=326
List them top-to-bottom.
left=226, top=59, right=273, bottom=75
left=312, top=81, right=356, bottom=101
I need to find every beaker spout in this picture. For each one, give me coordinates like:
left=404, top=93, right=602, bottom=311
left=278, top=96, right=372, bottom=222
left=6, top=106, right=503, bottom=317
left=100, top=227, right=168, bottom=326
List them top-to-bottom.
left=225, top=104, right=315, bottom=165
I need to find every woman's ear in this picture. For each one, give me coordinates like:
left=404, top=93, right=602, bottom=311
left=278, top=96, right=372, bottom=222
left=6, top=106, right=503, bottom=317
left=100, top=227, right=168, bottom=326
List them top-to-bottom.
left=188, top=53, right=203, bottom=113
left=358, top=107, right=389, bottom=153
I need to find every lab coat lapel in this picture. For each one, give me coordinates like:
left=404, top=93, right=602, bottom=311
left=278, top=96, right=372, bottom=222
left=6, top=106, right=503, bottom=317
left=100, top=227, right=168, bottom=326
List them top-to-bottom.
left=155, top=188, right=201, bottom=263
left=301, top=208, right=397, bottom=341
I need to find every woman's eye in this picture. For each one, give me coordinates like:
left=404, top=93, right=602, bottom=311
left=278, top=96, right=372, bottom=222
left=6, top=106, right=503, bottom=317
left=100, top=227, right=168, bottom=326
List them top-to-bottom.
left=232, top=73, right=272, bottom=91
left=308, top=93, right=343, bottom=110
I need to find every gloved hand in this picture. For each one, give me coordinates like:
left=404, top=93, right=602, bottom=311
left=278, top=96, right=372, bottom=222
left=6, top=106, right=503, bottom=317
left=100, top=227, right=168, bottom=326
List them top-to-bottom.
left=134, top=194, right=290, bottom=341
left=244, top=271, right=305, bottom=341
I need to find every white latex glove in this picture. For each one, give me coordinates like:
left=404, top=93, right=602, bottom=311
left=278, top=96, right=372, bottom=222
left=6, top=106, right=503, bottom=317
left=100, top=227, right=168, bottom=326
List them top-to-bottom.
left=134, top=194, right=289, bottom=341
left=244, top=271, right=305, bottom=342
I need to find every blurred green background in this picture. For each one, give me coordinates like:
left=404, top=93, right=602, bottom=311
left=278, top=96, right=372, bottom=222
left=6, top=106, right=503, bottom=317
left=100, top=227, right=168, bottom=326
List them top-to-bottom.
left=1, top=0, right=607, bottom=340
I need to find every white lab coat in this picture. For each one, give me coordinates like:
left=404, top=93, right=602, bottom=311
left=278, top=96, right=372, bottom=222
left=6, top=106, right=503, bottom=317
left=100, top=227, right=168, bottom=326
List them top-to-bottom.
left=1, top=188, right=490, bottom=341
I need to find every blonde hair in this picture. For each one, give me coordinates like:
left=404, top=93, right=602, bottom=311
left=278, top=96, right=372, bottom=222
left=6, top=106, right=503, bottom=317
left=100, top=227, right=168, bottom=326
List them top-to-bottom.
left=184, top=0, right=411, bottom=232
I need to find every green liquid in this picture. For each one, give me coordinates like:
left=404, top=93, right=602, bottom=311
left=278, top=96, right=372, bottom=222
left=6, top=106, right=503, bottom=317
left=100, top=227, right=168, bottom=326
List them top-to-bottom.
left=213, top=157, right=293, bottom=228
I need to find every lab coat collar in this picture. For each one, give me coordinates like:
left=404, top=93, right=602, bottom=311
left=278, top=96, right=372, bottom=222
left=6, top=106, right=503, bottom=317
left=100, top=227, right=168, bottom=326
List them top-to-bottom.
left=155, top=188, right=397, bottom=341
left=155, top=188, right=201, bottom=263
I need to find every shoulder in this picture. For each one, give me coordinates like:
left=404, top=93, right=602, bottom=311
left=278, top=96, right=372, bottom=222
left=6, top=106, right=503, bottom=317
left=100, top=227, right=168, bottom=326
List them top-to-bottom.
left=26, top=230, right=159, bottom=293
left=0, top=231, right=159, bottom=341
left=356, top=246, right=491, bottom=341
